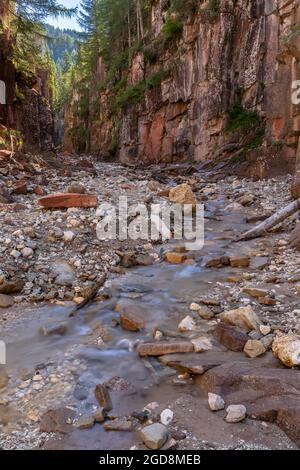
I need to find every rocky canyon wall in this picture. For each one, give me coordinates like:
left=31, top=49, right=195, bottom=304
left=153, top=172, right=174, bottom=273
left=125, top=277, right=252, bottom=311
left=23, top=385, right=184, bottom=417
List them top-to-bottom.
left=63, top=0, right=300, bottom=177
left=0, top=5, right=54, bottom=152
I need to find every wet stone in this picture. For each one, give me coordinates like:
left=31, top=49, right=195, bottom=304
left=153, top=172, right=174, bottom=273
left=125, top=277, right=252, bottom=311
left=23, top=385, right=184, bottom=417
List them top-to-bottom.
left=213, top=323, right=248, bottom=352
left=95, top=384, right=113, bottom=411
left=76, top=414, right=95, bottom=429
left=103, top=418, right=133, bottom=432
left=140, top=423, right=169, bottom=450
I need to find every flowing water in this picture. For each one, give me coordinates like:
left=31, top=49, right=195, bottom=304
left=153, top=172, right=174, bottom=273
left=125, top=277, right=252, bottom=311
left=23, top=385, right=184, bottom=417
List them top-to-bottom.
left=2, top=191, right=295, bottom=450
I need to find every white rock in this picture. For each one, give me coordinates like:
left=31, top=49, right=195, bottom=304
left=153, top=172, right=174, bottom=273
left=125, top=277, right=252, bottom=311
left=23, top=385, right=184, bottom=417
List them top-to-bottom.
left=63, top=231, right=75, bottom=242
left=21, top=247, right=33, bottom=258
left=190, top=303, right=201, bottom=311
left=178, top=315, right=196, bottom=332
left=260, top=325, right=271, bottom=336
left=272, top=333, right=300, bottom=367
left=191, top=336, right=213, bottom=353
left=208, top=393, right=225, bottom=411
left=225, top=405, right=246, bottom=423
left=160, top=409, right=174, bottom=426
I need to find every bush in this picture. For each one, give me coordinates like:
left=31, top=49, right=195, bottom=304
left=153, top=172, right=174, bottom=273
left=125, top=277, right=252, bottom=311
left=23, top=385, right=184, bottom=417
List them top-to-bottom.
left=162, top=18, right=183, bottom=42
left=115, top=70, right=169, bottom=109
left=226, top=101, right=261, bottom=133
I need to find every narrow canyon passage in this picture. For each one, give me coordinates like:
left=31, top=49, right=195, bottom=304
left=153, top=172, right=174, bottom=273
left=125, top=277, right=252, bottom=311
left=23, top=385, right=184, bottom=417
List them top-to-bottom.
left=1, top=0, right=300, bottom=454
left=0, top=160, right=300, bottom=450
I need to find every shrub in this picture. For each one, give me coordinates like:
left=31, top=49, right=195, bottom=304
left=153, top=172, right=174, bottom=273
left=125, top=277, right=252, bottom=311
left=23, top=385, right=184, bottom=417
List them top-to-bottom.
left=162, top=18, right=183, bottom=42
left=226, top=101, right=261, bottom=133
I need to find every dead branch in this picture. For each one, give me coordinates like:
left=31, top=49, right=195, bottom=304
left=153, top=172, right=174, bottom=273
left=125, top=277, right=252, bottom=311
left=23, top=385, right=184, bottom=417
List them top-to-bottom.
left=236, top=197, right=300, bottom=241
left=69, top=273, right=107, bottom=317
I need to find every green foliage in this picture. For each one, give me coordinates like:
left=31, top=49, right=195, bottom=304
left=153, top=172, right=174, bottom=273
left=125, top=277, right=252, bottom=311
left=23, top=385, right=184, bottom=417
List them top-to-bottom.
left=162, top=17, right=183, bottom=41
left=115, top=69, right=169, bottom=109
left=226, top=100, right=261, bottom=133
left=273, top=140, right=284, bottom=149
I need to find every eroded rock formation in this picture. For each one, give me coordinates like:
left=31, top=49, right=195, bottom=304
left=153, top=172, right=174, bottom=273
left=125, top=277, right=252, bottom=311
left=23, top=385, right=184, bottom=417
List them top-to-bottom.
left=64, top=0, right=300, bottom=176
left=0, top=5, right=54, bottom=152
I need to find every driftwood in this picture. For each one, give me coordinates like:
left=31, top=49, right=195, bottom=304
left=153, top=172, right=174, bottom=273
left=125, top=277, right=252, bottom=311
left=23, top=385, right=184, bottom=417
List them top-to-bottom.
left=237, top=197, right=300, bottom=241
left=69, top=273, right=107, bottom=317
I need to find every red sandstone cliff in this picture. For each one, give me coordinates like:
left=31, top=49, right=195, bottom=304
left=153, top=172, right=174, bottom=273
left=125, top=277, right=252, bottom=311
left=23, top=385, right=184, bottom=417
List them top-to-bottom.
left=63, top=0, right=300, bottom=177
left=0, top=3, right=54, bottom=152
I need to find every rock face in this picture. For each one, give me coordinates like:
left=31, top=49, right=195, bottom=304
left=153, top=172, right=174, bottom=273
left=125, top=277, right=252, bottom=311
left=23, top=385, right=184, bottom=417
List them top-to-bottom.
left=63, top=0, right=300, bottom=176
left=0, top=8, right=54, bottom=151
left=272, top=334, right=300, bottom=367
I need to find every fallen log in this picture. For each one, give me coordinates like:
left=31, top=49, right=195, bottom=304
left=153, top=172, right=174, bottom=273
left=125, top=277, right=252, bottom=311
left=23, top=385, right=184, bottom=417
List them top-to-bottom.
left=237, top=197, right=300, bottom=241
left=69, top=273, right=107, bottom=317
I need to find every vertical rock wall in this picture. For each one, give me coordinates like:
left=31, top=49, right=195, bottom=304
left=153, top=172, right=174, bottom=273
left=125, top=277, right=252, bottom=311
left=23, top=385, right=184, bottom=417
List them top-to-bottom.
left=63, top=0, right=300, bottom=177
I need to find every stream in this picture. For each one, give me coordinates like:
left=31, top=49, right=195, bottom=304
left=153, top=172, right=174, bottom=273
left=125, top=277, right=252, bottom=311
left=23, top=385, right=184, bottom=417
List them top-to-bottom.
left=0, top=182, right=297, bottom=450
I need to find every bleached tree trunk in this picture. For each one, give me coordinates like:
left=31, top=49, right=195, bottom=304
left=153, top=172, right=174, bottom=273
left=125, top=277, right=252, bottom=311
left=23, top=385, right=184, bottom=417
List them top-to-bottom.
left=237, top=197, right=300, bottom=241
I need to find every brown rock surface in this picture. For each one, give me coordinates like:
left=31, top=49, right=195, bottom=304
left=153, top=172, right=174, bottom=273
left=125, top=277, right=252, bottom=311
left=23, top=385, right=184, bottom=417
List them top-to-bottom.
left=38, top=193, right=98, bottom=209
left=213, top=323, right=248, bottom=352
left=137, top=341, right=194, bottom=357
left=39, top=407, right=76, bottom=434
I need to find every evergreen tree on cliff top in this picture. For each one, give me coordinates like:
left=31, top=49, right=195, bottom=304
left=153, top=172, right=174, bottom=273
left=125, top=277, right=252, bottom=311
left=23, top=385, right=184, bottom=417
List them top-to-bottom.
left=13, top=0, right=76, bottom=24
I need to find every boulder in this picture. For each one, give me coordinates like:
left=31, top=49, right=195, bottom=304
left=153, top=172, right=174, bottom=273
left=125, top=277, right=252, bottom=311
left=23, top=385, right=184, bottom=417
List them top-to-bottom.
left=67, top=183, right=86, bottom=194
left=169, top=183, right=196, bottom=208
left=38, top=193, right=98, bottom=209
left=165, top=252, right=187, bottom=264
left=229, top=256, right=250, bottom=268
left=50, top=260, right=76, bottom=287
left=0, top=279, right=24, bottom=294
left=243, top=287, right=269, bottom=298
left=0, top=293, right=14, bottom=308
left=115, top=302, right=147, bottom=331
left=219, top=306, right=261, bottom=332
left=178, top=315, right=196, bottom=332
left=213, top=323, right=248, bottom=352
left=272, top=334, right=300, bottom=367
left=244, top=340, right=266, bottom=358
left=137, top=341, right=194, bottom=357
left=196, top=360, right=300, bottom=444
left=208, top=393, right=225, bottom=411
left=225, top=405, right=246, bottom=423
left=39, top=407, right=76, bottom=434
left=76, top=415, right=95, bottom=429
left=103, top=418, right=132, bottom=431
left=140, top=423, right=169, bottom=450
